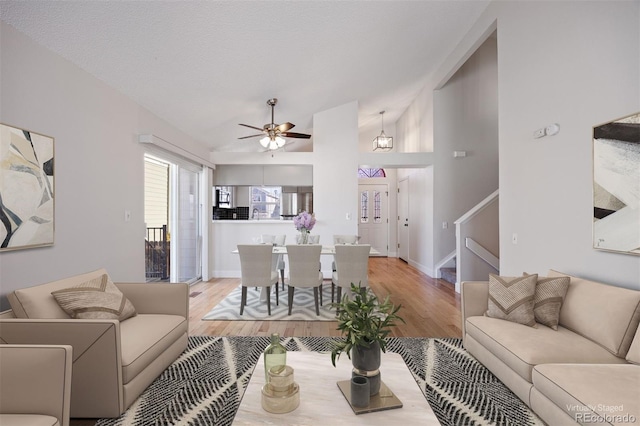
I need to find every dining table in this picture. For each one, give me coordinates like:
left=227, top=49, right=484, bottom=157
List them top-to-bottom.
left=231, top=244, right=381, bottom=256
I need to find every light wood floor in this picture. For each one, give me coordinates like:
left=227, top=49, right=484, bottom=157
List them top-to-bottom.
left=190, top=257, right=462, bottom=338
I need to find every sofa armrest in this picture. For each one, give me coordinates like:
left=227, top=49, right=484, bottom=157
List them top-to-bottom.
left=460, top=281, right=489, bottom=339
left=115, top=282, right=189, bottom=317
left=0, top=319, right=124, bottom=417
left=0, top=344, right=73, bottom=426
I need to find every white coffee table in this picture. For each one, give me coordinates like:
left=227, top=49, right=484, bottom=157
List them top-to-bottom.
left=232, top=351, right=440, bottom=425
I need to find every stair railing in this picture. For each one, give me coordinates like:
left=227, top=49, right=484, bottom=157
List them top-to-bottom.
left=453, top=189, right=499, bottom=292
left=465, top=237, right=499, bottom=271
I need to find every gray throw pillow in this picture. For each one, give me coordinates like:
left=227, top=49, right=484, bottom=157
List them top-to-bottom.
left=51, top=273, right=136, bottom=321
left=486, top=274, right=537, bottom=327
left=531, top=275, right=570, bottom=330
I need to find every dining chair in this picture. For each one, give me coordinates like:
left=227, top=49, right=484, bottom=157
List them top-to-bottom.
left=260, top=234, right=287, bottom=291
left=260, top=234, right=275, bottom=244
left=296, top=234, right=320, bottom=244
left=332, top=234, right=359, bottom=271
left=333, top=234, right=359, bottom=245
left=237, top=244, right=279, bottom=315
left=285, top=244, right=323, bottom=315
left=332, top=244, right=371, bottom=304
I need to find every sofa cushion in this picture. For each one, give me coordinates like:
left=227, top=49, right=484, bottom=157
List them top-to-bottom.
left=7, top=269, right=110, bottom=319
left=550, top=270, right=640, bottom=357
left=51, top=274, right=136, bottom=321
left=485, top=274, right=537, bottom=327
left=532, top=275, right=569, bottom=330
left=119, top=314, right=188, bottom=384
left=466, top=316, right=626, bottom=382
left=626, top=324, right=640, bottom=365
left=533, top=364, right=640, bottom=424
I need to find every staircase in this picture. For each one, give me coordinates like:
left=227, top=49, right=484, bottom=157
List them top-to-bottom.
left=439, top=256, right=457, bottom=285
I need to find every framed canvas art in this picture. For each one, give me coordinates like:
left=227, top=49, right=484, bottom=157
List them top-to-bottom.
left=592, top=112, right=640, bottom=256
left=0, top=123, right=55, bottom=251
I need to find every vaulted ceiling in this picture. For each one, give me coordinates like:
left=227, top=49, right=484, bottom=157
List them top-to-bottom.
left=0, top=1, right=490, bottom=152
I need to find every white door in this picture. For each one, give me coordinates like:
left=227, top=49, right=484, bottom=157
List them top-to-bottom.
left=174, top=166, right=201, bottom=284
left=398, top=178, right=409, bottom=262
left=357, top=184, right=388, bottom=256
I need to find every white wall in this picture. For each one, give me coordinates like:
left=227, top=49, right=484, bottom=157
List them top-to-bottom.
left=397, top=0, right=640, bottom=289
left=494, top=1, right=640, bottom=288
left=0, top=22, right=210, bottom=308
left=433, top=35, right=499, bottom=263
left=395, top=43, right=437, bottom=275
left=408, top=167, right=435, bottom=275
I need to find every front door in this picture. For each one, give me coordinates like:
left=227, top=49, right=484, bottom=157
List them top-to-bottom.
left=357, top=184, right=388, bottom=256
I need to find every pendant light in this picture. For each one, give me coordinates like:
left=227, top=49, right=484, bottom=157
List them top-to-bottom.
left=373, top=110, right=393, bottom=151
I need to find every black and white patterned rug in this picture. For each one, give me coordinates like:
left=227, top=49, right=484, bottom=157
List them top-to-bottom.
left=202, top=285, right=338, bottom=321
left=95, top=336, right=543, bottom=426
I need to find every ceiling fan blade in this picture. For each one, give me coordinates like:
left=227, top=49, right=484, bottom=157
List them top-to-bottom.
left=276, top=122, right=295, bottom=133
left=239, top=123, right=266, bottom=132
left=281, top=132, right=311, bottom=139
left=238, top=134, right=264, bottom=139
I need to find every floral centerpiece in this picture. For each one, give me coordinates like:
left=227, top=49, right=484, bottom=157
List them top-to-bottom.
left=293, top=211, right=316, bottom=244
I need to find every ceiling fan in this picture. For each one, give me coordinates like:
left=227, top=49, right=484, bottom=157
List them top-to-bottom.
left=238, top=98, right=311, bottom=150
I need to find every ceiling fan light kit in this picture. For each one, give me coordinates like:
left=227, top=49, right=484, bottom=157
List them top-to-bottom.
left=239, top=98, right=311, bottom=151
left=373, top=110, right=393, bottom=151
left=260, top=135, right=286, bottom=149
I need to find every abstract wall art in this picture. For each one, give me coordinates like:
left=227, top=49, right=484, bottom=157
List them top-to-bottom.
left=593, top=112, right=640, bottom=256
left=0, top=124, right=54, bottom=251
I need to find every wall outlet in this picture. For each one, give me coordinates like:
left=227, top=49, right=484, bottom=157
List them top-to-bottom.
left=533, top=128, right=546, bottom=139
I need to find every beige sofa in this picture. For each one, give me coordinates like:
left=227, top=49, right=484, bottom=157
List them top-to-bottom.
left=0, top=268, right=189, bottom=418
left=461, top=270, right=640, bottom=425
left=0, top=344, right=72, bottom=426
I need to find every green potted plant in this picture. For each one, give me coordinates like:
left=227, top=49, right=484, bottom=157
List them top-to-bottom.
left=331, top=283, right=404, bottom=395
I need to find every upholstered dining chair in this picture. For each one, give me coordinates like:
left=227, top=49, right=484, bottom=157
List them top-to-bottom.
left=260, top=234, right=275, bottom=244
left=261, top=234, right=287, bottom=290
left=296, top=234, right=320, bottom=244
left=332, top=234, right=360, bottom=271
left=333, top=234, right=359, bottom=245
left=237, top=244, right=279, bottom=315
left=285, top=244, right=323, bottom=315
left=332, top=244, right=371, bottom=303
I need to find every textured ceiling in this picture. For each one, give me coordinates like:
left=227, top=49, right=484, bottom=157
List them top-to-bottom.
left=0, top=0, right=489, bottom=152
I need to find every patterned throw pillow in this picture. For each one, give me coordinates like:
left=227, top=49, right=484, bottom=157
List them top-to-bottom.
left=51, top=274, right=136, bottom=321
left=486, top=274, right=537, bottom=327
left=532, top=275, right=570, bottom=330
